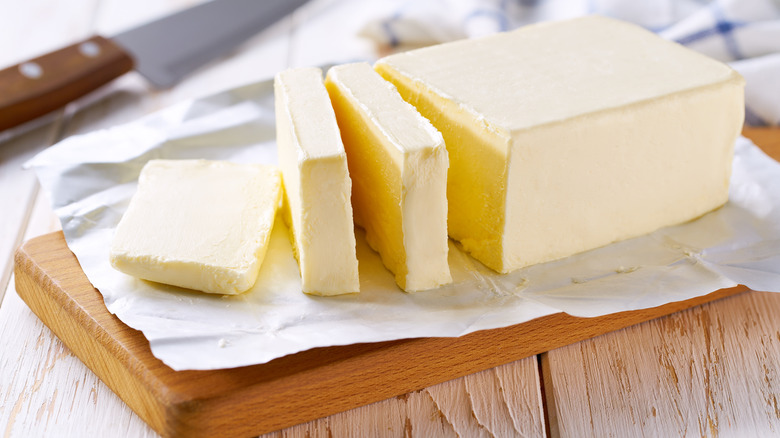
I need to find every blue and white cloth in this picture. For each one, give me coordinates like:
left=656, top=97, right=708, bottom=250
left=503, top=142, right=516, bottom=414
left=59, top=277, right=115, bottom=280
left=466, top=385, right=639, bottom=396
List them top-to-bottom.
left=359, top=0, right=780, bottom=125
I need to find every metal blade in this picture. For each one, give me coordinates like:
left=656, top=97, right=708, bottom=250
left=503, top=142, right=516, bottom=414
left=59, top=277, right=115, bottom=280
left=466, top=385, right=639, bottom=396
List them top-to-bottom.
left=111, top=0, right=307, bottom=88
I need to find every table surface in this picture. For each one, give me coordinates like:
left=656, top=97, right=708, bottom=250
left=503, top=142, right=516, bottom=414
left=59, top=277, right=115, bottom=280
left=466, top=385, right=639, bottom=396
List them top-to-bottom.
left=1, top=1, right=779, bottom=437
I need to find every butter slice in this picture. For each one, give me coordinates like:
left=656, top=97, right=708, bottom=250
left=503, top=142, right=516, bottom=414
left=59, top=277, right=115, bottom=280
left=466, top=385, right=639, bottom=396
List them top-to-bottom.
left=376, top=15, right=745, bottom=273
left=325, top=63, right=451, bottom=292
left=274, top=67, right=360, bottom=295
left=110, top=159, right=281, bottom=295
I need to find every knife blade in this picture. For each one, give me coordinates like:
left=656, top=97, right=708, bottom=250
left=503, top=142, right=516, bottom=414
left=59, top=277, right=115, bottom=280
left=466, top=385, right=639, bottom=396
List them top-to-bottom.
left=0, top=0, right=308, bottom=133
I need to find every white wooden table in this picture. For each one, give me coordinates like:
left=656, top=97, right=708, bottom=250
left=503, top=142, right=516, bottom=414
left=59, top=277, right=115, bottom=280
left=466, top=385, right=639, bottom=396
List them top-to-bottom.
left=2, top=1, right=779, bottom=436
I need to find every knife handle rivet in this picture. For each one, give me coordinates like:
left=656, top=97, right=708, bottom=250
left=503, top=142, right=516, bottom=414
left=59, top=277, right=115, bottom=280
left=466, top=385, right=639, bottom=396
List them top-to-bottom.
left=79, top=41, right=101, bottom=58
left=19, top=62, right=43, bottom=79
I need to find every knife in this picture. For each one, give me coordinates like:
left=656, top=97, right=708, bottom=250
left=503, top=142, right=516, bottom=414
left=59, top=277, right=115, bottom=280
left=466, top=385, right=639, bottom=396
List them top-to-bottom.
left=0, top=0, right=308, bottom=132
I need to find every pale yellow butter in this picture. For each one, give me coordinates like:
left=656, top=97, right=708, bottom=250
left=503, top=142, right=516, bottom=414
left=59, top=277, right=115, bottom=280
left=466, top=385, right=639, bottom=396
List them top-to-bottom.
left=376, top=15, right=745, bottom=273
left=326, top=63, right=451, bottom=292
left=275, top=67, right=360, bottom=296
left=109, top=159, right=281, bottom=295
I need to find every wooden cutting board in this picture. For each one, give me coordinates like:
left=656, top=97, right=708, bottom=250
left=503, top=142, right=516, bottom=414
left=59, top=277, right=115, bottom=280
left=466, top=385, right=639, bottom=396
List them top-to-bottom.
left=13, top=130, right=779, bottom=438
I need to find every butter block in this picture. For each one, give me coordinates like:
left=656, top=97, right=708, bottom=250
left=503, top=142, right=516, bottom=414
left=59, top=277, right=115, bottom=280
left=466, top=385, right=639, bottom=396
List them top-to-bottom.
left=376, top=15, right=745, bottom=273
left=325, top=63, right=451, bottom=292
left=274, top=67, right=360, bottom=295
left=110, top=159, right=281, bottom=295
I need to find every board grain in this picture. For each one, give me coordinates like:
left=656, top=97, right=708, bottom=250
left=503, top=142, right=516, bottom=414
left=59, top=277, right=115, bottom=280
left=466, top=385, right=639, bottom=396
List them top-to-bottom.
left=14, top=230, right=748, bottom=438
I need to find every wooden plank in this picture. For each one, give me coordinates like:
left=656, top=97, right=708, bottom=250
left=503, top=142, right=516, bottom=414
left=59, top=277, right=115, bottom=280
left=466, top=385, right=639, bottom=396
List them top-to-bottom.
left=0, top=0, right=97, bottom=305
left=0, top=0, right=98, bottom=67
left=0, top=124, right=60, bottom=305
left=544, top=127, right=780, bottom=437
left=13, top=229, right=746, bottom=437
left=543, top=292, right=780, bottom=437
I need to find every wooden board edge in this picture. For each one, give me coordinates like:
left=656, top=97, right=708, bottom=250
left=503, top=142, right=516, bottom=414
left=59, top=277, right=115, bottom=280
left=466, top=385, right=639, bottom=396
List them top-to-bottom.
left=13, top=232, right=750, bottom=437
left=13, top=240, right=179, bottom=437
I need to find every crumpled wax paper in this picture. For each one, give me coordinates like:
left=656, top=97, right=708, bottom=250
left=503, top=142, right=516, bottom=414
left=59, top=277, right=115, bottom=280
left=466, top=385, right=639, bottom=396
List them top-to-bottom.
left=26, top=78, right=780, bottom=370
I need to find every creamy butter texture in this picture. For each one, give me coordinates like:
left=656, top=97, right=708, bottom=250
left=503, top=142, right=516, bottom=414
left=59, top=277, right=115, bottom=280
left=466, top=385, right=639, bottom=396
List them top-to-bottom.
left=376, top=15, right=745, bottom=273
left=325, top=63, right=451, bottom=292
left=275, top=67, right=360, bottom=295
left=109, top=159, right=281, bottom=295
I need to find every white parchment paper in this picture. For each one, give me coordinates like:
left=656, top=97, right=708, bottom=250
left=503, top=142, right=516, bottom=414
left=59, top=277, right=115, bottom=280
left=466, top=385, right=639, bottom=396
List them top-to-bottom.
left=27, top=78, right=780, bottom=371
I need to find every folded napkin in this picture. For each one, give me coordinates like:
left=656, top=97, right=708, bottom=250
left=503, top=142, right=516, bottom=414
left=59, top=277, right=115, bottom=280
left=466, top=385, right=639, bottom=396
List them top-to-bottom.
left=359, top=0, right=780, bottom=125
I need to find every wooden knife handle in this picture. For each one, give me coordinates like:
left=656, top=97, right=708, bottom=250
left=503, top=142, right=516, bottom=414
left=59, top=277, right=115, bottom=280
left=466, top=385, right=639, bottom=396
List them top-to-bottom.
left=0, top=36, right=134, bottom=132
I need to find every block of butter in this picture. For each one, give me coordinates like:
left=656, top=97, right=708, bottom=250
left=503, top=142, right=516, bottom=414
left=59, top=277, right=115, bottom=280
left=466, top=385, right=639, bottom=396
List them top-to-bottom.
left=376, top=15, right=745, bottom=274
left=325, top=63, right=452, bottom=292
left=275, top=67, right=360, bottom=295
left=110, top=159, right=282, bottom=295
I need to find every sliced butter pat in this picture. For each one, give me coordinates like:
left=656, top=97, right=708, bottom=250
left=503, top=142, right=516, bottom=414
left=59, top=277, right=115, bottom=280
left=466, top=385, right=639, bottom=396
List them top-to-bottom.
left=376, top=15, right=745, bottom=274
left=325, top=63, right=451, bottom=292
left=274, top=67, right=360, bottom=296
left=109, top=159, right=281, bottom=295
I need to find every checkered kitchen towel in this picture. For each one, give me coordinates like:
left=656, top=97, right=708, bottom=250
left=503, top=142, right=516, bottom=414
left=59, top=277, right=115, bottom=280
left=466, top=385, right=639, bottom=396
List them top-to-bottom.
left=359, top=0, right=780, bottom=125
